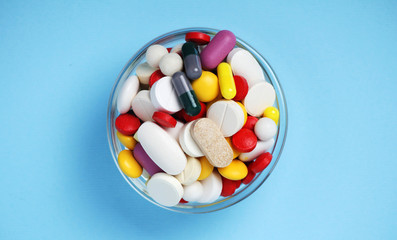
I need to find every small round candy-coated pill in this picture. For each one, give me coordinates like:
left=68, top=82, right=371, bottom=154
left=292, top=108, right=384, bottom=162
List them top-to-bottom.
left=185, top=32, right=211, bottom=45
left=146, top=44, right=168, bottom=68
left=159, top=53, right=183, bottom=76
left=217, top=62, right=236, bottom=100
left=149, top=70, right=165, bottom=88
left=191, top=71, right=220, bottom=102
left=232, top=75, right=249, bottom=101
left=181, top=102, right=206, bottom=122
left=236, top=102, right=247, bottom=124
left=263, top=106, right=279, bottom=124
left=152, top=111, right=177, bottom=128
left=115, top=113, right=141, bottom=135
left=243, top=116, right=258, bottom=130
left=255, top=117, right=277, bottom=141
left=232, top=128, right=257, bottom=153
left=116, top=131, right=137, bottom=150
left=225, top=137, right=240, bottom=159
left=118, top=150, right=143, bottom=178
left=249, top=152, right=273, bottom=173
left=198, top=156, right=214, bottom=180
left=218, top=159, right=248, bottom=180
left=242, top=170, right=256, bottom=185
left=221, top=177, right=237, bottom=197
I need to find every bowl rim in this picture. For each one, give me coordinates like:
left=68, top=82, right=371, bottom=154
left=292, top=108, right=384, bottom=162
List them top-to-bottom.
left=107, top=27, right=288, bottom=213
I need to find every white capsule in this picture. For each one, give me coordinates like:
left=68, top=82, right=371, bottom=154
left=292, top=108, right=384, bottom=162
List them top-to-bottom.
left=116, top=75, right=139, bottom=114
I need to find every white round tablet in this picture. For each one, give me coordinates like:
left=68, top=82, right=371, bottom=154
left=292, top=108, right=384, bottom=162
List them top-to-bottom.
left=170, top=43, right=183, bottom=55
left=146, top=44, right=168, bottom=68
left=226, top=47, right=242, bottom=63
left=227, top=48, right=265, bottom=88
left=159, top=53, right=183, bottom=76
left=136, top=62, right=157, bottom=85
left=117, top=75, right=140, bottom=114
left=150, top=76, right=182, bottom=114
left=243, top=82, right=276, bottom=117
left=131, top=90, right=156, bottom=122
left=207, top=100, right=245, bottom=137
left=255, top=117, right=277, bottom=141
left=163, top=121, right=184, bottom=141
left=179, top=121, right=204, bottom=157
left=239, top=138, right=275, bottom=162
left=175, top=156, right=202, bottom=185
left=197, top=171, right=222, bottom=203
left=147, top=173, right=183, bottom=207
left=183, top=181, right=204, bottom=202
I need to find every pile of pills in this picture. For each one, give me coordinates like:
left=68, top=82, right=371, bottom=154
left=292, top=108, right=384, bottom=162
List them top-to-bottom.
left=114, top=30, right=279, bottom=207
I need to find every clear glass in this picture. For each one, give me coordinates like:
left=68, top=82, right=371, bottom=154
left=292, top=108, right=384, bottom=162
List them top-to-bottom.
left=107, top=27, right=288, bottom=213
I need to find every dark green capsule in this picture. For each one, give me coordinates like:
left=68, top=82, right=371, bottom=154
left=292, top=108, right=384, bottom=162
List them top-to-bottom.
left=171, top=71, right=201, bottom=116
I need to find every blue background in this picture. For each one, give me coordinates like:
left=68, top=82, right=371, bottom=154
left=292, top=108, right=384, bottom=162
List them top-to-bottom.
left=1, top=0, right=396, bottom=239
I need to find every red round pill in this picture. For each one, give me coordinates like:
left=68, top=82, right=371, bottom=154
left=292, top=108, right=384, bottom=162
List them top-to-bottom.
left=185, top=32, right=211, bottom=45
left=167, top=47, right=172, bottom=53
left=149, top=70, right=165, bottom=88
left=232, top=75, right=249, bottom=101
left=181, top=102, right=206, bottom=122
left=172, top=110, right=186, bottom=123
left=152, top=111, right=177, bottom=128
left=115, top=113, right=141, bottom=135
left=243, top=116, right=258, bottom=130
left=232, top=128, right=258, bottom=153
left=249, top=152, right=273, bottom=173
left=242, top=170, right=256, bottom=185
left=221, top=177, right=237, bottom=197
left=234, top=179, right=242, bottom=189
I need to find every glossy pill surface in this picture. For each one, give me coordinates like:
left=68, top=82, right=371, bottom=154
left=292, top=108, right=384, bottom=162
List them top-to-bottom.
left=200, top=30, right=236, bottom=70
left=182, top=42, right=202, bottom=80
left=217, top=62, right=236, bottom=99
left=171, top=71, right=201, bottom=116
left=191, top=71, right=219, bottom=102
left=263, top=106, right=280, bottom=124
left=115, top=113, right=141, bottom=135
left=116, top=131, right=137, bottom=150
left=133, top=143, right=163, bottom=176
left=118, top=150, right=143, bottom=178
left=198, top=156, right=214, bottom=180
left=218, top=159, right=248, bottom=180
left=147, top=173, right=184, bottom=207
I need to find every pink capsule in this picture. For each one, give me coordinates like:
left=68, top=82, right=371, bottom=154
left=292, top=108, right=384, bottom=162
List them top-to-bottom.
left=200, top=30, right=236, bottom=70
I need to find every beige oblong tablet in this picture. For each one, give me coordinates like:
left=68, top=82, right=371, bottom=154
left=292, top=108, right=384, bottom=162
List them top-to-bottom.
left=191, top=118, right=233, bottom=168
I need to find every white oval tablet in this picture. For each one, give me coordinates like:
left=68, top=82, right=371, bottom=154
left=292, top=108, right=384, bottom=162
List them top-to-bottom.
left=170, top=43, right=183, bottom=55
left=146, top=44, right=168, bottom=68
left=226, top=47, right=242, bottom=63
left=227, top=48, right=265, bottom=88
left=159, top=53, right=183, bottom=76
left=136, top=62, right=157, bottom=85
left=117, top=75, right=140, bottom=114
left=150, top=76, right=182, bottom=114
left=243, top=82, right=276, bottom=117
left=131, top=90, right=156, bottom=122
left=207, top=100, right=245, bottom=137
left=255, top=117, right=277, bottom=141
left=163, top=120, right=184, bottom=141
left=179, top=121, right=204, bottom=157
left=137, top=122, right=187, bottom=175
left=239, top=138, right=275, bottom=162
left=175, top=156, right=202, bottom=185
left=197, top=171, right=222, bottom=203
left=147, top=173, right=183, bottom=207
left=183, top=181, right=204, bottom=202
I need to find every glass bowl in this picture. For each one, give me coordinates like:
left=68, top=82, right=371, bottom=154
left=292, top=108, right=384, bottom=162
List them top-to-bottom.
left=107, top=27, right=288, bottom=213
